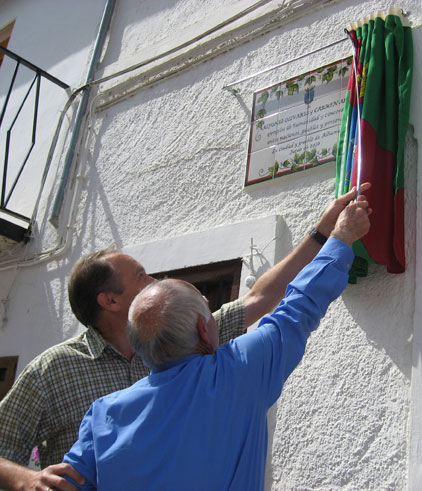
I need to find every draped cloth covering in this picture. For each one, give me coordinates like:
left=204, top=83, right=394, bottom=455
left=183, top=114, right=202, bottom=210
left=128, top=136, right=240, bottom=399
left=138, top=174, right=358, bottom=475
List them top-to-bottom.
left=335, top=7, right=413, bottom=283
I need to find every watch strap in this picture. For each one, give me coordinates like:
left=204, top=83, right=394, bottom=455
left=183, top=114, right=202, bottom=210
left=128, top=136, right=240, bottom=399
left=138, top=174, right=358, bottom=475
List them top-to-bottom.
left=309, top=228, right=328, bottom=246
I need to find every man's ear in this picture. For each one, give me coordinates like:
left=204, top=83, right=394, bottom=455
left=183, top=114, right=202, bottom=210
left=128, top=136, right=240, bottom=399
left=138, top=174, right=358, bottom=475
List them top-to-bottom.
left=97, top=292, right=121, bottom=312
left=193, top=315, right=214, bottom=356
left=196, top=315, right=211, bottom=345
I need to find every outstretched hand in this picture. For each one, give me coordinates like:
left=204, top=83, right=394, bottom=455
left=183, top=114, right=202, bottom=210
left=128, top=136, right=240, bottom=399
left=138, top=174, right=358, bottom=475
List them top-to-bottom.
left=315, top=183, right=371, bottom=237
left=330, top=194, right=372, bottom=247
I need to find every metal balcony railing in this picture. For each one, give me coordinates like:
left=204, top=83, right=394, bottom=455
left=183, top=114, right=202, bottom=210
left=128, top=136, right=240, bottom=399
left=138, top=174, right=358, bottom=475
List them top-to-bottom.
left=0, top=46, right=69, bottom=241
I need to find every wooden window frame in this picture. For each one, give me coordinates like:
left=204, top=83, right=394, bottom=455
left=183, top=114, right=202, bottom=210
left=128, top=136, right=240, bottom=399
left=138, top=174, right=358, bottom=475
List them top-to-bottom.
left=0, top=20, right=15, bottom=69
left=152, top=258, right=242, bottom=313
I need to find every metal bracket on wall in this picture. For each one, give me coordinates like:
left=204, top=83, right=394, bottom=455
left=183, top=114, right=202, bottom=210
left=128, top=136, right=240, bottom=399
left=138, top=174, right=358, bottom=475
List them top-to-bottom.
left=223, top=37, right=349, bottom=95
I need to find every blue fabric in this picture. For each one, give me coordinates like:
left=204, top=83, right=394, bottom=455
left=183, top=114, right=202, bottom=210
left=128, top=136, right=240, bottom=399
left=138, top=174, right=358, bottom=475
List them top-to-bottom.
left=64, top=238, right=353, bottom=490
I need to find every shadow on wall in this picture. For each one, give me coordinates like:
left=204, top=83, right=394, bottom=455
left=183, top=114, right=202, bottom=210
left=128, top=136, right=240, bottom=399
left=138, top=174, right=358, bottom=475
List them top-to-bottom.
left=3, top=0, right=105, bottom=90
left=101, top=0, right=179, bottom=68
left=341, top=126, right=418, bottom=380
left=25, top=130, right=126, bottom=363
left=24, top=154, right=125, bottom=359
left=72, top=161, right=124, bottom=254
left=5, top=262, right=81, bottom=371
left=342, top=265, right=414, bottom=380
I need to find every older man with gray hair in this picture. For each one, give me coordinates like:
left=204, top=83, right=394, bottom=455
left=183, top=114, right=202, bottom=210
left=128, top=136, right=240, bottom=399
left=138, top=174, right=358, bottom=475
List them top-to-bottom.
left=63, top=196, right=371, bottom=490
left=127, top=280, right=218, bottom=366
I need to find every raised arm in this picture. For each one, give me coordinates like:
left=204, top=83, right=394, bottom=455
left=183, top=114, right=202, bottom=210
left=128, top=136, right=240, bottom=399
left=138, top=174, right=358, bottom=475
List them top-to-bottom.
left=243, top=183, right=371, bottom=327
left=234, top=192, right=371, bottom=408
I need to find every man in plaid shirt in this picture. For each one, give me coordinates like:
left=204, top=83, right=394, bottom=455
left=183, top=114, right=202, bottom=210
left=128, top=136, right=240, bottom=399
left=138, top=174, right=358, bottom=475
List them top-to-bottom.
left=0, top=186, right=366, bottom=490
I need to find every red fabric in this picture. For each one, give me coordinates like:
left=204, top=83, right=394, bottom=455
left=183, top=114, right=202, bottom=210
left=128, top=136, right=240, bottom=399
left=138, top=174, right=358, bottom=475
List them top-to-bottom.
left=351, top=120, right=405, bottom=273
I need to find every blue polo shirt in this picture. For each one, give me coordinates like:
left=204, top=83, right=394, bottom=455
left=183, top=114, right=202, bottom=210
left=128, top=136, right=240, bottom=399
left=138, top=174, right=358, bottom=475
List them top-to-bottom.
left=64, top=238, right=353, bottom=490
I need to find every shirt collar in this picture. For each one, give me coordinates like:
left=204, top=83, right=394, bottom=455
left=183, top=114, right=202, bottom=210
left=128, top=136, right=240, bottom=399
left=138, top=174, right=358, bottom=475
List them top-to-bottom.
left=85, top=326, right=109, bottom=358
left=150, top=353, right=205, bottom=374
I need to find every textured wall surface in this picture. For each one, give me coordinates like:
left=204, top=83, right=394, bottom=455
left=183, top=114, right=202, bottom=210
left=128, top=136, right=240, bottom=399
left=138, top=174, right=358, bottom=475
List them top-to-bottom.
left=0, top=0, right=421, bottom=489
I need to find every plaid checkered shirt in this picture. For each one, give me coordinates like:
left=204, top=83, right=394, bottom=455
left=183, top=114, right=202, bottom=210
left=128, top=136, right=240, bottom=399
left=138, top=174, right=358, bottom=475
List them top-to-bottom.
left=0, top=299, right=245, bottom=468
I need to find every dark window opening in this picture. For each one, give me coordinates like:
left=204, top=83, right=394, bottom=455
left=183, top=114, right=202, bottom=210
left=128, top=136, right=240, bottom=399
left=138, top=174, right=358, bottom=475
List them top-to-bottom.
left=152, top=258, right=242, bottom=313
left=0, top=356, right=18, bottom=401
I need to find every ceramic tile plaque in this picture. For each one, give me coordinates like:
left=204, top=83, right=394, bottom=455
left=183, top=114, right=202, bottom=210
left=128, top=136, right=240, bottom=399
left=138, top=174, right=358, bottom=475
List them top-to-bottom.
left=245, top=57, right=352, bottom=186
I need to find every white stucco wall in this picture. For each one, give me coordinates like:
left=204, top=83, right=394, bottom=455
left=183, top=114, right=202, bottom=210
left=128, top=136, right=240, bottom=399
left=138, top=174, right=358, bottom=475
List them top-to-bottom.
left=0, top=0, right=421, bottom=489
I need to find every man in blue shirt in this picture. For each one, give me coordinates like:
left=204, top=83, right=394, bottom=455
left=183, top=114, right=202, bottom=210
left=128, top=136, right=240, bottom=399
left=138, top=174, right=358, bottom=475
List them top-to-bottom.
left=0, top=185, right=369, bottom=491
left=63, top=195, right=371, bottom=490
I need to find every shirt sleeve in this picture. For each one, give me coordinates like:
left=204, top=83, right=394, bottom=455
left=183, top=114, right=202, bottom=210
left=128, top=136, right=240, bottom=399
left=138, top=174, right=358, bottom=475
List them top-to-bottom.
left=228, top=238, right=353, bottom=407
left=213, top=298, right=246, bottom=345
left=0, top=362, right=46, bottom=465
left=63, top=406, right=97, bottom=490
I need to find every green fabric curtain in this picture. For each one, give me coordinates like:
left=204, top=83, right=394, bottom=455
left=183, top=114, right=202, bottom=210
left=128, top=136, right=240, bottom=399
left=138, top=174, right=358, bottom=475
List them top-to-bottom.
left=335, top=8, right=413, bottom=283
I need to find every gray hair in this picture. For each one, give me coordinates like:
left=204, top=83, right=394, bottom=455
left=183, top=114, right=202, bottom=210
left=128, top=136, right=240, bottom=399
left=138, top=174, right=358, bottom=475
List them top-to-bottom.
left=126, top=279, right=211, bottom=369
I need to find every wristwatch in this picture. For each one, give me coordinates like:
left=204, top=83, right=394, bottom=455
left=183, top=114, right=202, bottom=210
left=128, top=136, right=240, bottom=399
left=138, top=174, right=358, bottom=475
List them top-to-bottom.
left=309, top=227, right=328, bottom=246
